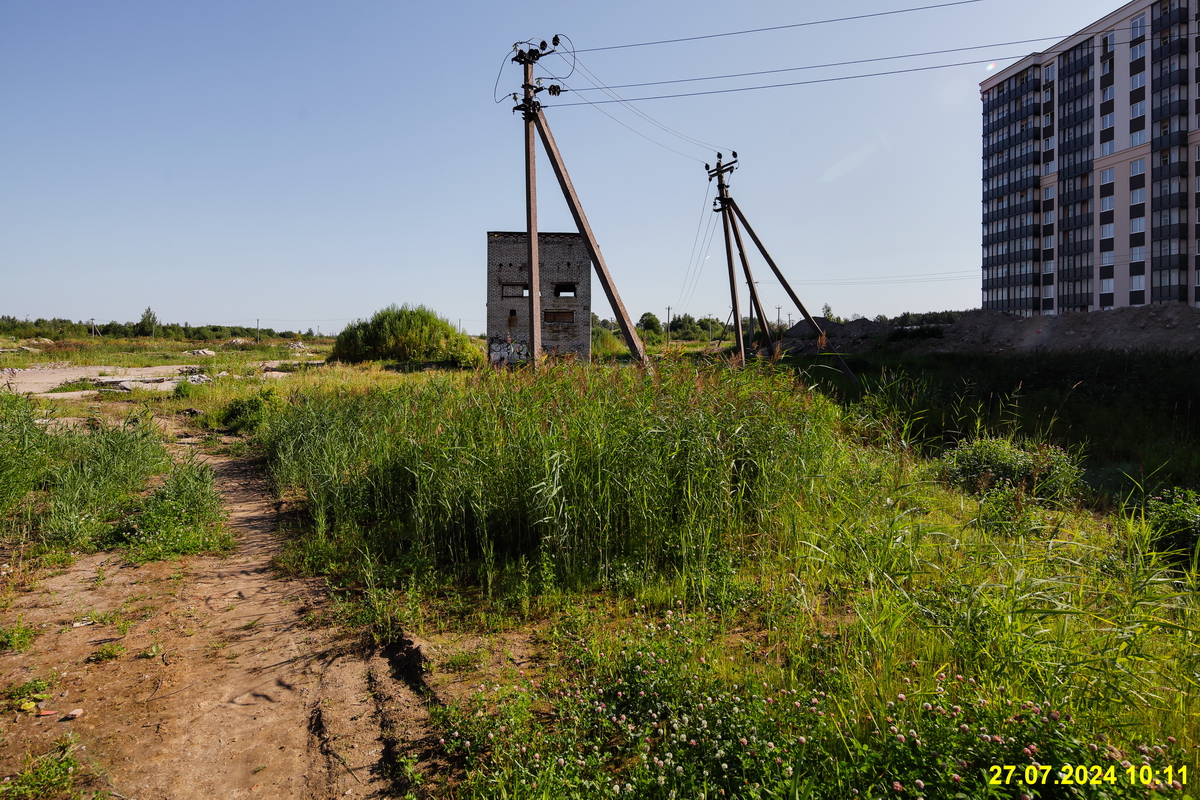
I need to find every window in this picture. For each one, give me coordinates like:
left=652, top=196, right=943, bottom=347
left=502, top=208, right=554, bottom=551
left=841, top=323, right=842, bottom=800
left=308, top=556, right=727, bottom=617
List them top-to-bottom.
left=1132, top=14, right=1146, bottom=39
left=1102, top=30, right=1116, bottom=52
left=1131, top=43, right=1146, bottom=60
left=1102, top=59, right=1112, bottom=75
left=1044, top=64, right=1055, bottom=81
left=1131, top=72, right=1146, bottom=89
left=1102, top=86, right=1115, bottom=102
left=1131, top=101, right=1146, bottom=118
left=1044, top=113, right=1054, bottom=127
left=1102, top=113, right=1115, bottom=129
left=1132, top=130, right=1147, bottom=146
left=1044, top=135, right=1055, bottom=149
left=1101, top=141, right=1116, bottom=156
left=1131, top=158, right=1145, bottom=175
left=1045, top=160, right=1056, bottom=174
left=1101, top=168, right=1115, bottom=184
left=1044, top=186, right=1055, bottom=200
left=1132, top=186, right=1147, bottom=203
left=1100, top=196, right=1115, bottom=212
left=1044, top=210, right=1055, bottom=224
left=1132, top=216, right=1146, bottom=232
left=1101, top=223, right=1115, bottom=238
left=1043, top=235, right=1055, bottom=250
left=1131, top=245, right=1146, bottom=261
left=1044, top=259, right=1055, bottom=274
left=1131, top=274, right=1145, bottom=290
left=1101, top=278, right=1115, bottom=293
left=553, top=282, right=576, bottom=297
left=501, top=283, right=530, bottom=297
left=1044, top=285, right=1056, bottom=299
left=543, top=310, right=574, bottom=323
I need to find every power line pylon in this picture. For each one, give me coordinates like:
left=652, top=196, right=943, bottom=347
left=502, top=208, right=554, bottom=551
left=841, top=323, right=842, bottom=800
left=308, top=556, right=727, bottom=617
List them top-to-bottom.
left=511, top=40, right=646, bottom=363
left=707, top=154, right=858, bottom=385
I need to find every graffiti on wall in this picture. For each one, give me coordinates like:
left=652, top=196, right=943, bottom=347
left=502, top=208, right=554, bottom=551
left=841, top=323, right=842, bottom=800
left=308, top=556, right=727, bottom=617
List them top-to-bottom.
left=488, top=336, right=530, bottom=365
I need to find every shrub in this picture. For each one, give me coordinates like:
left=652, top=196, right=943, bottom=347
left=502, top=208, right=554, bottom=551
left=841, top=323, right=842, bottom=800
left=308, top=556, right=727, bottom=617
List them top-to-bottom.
left=330, top=304, right=483, bottom=368
left=219, top=387, right=287, bottom=434
left=940, top=437, right=1081, bottom=501
left=120, top=460, right=231, bottom=564
left=1146, top=488, right=1200, bottom=559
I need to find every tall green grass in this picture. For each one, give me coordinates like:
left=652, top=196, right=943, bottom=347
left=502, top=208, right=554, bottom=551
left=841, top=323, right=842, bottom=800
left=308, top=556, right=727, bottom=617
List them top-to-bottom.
left=261, top=361, right=838, bottom=593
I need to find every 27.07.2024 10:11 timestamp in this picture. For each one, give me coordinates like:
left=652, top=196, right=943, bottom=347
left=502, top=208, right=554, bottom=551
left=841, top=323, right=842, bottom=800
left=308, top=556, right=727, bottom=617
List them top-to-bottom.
left=988, top=764, right=1188, bottom=788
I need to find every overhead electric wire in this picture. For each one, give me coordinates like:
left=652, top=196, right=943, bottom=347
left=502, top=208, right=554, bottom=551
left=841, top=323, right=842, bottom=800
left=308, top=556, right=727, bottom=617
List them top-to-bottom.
left=574, top=0, right=987, bottom=52
left=567, top=36, right=1065, bottom=93
left=548, top=55, right=1028, bottom=107
left=675, top=181, right=715, bottom=312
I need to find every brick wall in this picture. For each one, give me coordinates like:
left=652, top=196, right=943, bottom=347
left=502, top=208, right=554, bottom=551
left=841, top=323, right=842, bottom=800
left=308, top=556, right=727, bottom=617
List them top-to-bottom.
left=486, top=231, right=592, bottom=363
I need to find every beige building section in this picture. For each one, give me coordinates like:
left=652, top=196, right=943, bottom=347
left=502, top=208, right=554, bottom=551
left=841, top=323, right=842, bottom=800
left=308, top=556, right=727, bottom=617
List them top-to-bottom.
left=981, top=0, right=1198, bottom=316
left=486, top=231, right=592, bottom=363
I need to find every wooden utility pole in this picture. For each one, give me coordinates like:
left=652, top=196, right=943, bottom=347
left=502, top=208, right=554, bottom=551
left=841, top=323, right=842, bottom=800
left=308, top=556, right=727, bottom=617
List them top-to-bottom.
left=511, top=40, right=645, bottom=363
left=520, top=55, right=543, bottom=363
left=706, top=154, right=857, bottom=384
left=709, top=156, right=744, bottom=365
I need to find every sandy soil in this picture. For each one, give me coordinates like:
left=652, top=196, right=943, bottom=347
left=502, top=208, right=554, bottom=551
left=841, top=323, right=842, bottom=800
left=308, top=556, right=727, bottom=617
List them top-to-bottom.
left=1, top=364, right=297, bottom=398
left=0, top=434, right=473, bottom=798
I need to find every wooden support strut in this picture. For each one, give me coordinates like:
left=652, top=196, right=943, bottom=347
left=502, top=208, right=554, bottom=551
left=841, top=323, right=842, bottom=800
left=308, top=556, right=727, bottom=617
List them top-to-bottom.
left=522, top=60, right=542, bottom=363
left=533, top=108, right=646, bottom=363
left=726, top=197, right=859, bottom=386
left=728, top=211, right=775, bottom=354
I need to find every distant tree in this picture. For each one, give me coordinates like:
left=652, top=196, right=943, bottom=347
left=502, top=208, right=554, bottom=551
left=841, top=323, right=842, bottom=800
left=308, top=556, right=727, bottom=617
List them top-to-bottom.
left=135, top=307, right=160, bottom=337
left=637, top=312, right=662, bottom=334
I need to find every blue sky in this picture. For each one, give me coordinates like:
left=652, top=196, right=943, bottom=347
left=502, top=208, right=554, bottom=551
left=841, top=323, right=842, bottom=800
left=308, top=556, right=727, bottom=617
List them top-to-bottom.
left=2, top=0, right=1113, bottom=334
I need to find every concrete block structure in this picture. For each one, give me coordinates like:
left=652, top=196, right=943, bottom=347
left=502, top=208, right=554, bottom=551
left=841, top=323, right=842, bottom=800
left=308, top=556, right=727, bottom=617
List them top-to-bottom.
left=982, top=0, right=1200, bottom=316
left=486, top=231, right=591, bottom=363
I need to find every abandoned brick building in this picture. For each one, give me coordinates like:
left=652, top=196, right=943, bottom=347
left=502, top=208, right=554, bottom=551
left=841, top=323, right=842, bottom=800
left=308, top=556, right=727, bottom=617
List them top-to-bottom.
left=486, top=231, right=591, bottom=363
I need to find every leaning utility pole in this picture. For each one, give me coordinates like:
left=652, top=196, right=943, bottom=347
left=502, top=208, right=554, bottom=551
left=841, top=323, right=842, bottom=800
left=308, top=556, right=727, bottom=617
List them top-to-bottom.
left=511, top=39, right=645, bottom=363
left=706, top=153, right=857, bottom=385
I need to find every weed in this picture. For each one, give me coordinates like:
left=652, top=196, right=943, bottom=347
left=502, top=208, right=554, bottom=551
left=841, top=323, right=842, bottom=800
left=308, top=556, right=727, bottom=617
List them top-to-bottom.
left=118, top=458, right=231, bottom=564
left=0, top=617, right=37, bottom=651
left=85, top=643, right=125, bottom=663
left=137, top=644, right=161, bottom=659
left=442, top=646, right=484, bottom=673
left=3, top=677, right=54, bottom=712
left=0, top=736, right=87, bottom=799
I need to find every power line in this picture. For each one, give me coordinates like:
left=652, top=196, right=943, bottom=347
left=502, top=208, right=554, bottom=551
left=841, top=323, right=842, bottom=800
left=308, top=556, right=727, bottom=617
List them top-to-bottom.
left=574, top=0, right=987, bottom=53
left=567, top=37, right=1065, bottom=93
left=547, top=55, right=1028, bottom=107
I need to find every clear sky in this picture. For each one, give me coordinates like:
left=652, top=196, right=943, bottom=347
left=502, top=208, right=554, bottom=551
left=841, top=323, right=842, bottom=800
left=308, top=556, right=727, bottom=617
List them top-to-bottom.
left=2, top=0, right=1116, bottom=334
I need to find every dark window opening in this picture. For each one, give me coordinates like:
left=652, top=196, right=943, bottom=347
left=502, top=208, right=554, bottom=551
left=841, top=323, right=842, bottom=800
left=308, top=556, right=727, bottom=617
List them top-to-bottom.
left=554, top=282, right=577, bottom=297
left=501, top=284, right=530, bottom=297
left=544, top=310, right=574, bottom=324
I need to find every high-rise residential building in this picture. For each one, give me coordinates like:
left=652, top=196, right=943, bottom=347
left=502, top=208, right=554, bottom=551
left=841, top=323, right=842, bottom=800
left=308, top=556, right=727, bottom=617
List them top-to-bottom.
left=981, top=0, right=1195, bottom=316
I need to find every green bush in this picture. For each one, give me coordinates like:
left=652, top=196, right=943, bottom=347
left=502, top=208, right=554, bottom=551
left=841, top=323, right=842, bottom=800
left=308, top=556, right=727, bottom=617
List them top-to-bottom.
left=330, top=304, right=483, bottom=368
left=219, top=387, right=287, bottom=434
left=0, top=394, right=51, bottom=517
left=940, top=437, right=1081, bottom=501
left=120, top=460, right=231, bottom=564
left=1146, top=488, right=1200, bottom=559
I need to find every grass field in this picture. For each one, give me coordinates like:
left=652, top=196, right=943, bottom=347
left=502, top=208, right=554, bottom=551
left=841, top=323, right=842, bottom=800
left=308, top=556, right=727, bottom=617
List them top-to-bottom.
left=3, top=340, right=1198, bottom=798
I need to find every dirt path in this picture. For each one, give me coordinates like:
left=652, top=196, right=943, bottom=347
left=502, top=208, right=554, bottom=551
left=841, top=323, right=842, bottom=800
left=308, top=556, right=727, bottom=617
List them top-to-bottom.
left=0, top=443, right=443, bottom=798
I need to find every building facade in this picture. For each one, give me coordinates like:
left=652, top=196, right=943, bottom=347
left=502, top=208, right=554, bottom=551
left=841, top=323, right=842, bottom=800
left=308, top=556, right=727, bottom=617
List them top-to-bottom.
left=982, top=0, right=1198, bottom=316
left=486, top=231, right=592, bottom=363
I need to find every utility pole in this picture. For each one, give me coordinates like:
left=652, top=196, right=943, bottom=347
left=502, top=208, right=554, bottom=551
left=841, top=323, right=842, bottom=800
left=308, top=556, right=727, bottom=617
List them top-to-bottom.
left=511, top=39, right=645, bottom=363
left=708, top=155, right=744, bottom=364
left=666, top=305, right=671, bottom=349
left=776, top=306, right=782, bottom=327
left=90, top=318, right=96, bottom=337
left=256, top=318, right=261, bottom=344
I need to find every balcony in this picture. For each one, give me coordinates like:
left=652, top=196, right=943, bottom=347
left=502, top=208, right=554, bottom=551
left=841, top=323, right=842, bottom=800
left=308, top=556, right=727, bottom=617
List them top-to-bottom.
left=1152, top=6, right=1189, bottom=32
left=1151, top=37, right=1189, bottom=62
left=1062, top=53, right=1094, bottom=77
left=1154, top=69, right=1188, bottom=90
left=983, top=78, right=1041, bottom=113
left=1059, top=80, right=1095, bottom=105
left=1151, top=99, right=1189, bottom=121
left=983, top=104, right=1041, bottom=135
left=1059, top=108, right=1094, bottom=128
left=984, top=127, right=1040, bottom=157
left=1153, top=130, right=1189, bottom=150
left=983, top=151, right=1041, bottom=179
left=1060, top=160, right=1094, bottom=179
left=1152, top=161, right=1189, bottom=180
left=984, top=176, right=1040, bottom=201
left=1060, top=187, right=1095, bottom=205
left=1151, top=192, right=1189, bottom=210
left=983, top=200, right=1039, bottom=223
left=1060, top=212, right=1094, bottom=231
left=1151, top=223, right=1189, bottom=239
left=983, top=224, right=1040, bottom=246
left=1059, top=240, right=1094, bottom=255
left=983, top=248, right=1041, bottom=268
left=1152, top=253, right=1189, bottom=269
left=981, top=272, right=1041, bottom=290
left=1151, top=285, right=1189, bottom=302
left=1057, top=293, right=1094, bottom=308
left=982, top=297, right=1038, bottom=312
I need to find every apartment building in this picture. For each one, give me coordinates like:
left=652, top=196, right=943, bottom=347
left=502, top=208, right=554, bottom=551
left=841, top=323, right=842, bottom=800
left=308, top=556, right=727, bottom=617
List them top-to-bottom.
left=982, top=0, right=1197, bottom=316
